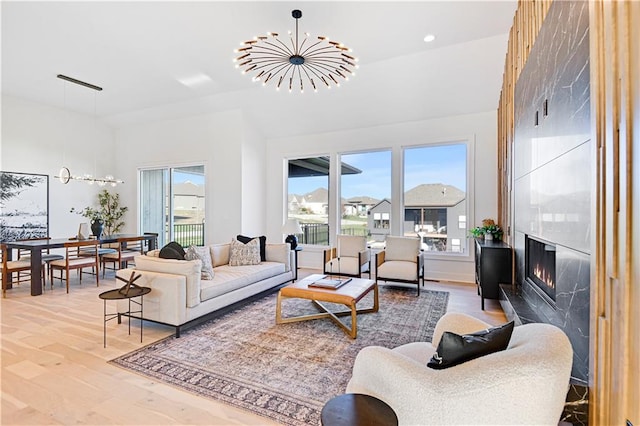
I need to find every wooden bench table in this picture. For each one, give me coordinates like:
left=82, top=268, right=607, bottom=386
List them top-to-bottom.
left=275, top=274, right=378, bottom=338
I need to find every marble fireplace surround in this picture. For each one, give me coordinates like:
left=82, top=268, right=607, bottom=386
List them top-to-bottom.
left=502, top=1, right=591, bottom=423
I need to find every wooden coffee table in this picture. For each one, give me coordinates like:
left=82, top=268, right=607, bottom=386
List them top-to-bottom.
left=275, top=274, right=378, bottom=338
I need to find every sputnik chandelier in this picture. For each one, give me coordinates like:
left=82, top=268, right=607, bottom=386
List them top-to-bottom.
left=234, top=9, right=358, bottom=93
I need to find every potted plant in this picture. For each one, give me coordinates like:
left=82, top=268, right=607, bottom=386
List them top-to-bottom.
left=71, top=189, right=128, bottom=237
left=469, top=218, right=503, bottom=241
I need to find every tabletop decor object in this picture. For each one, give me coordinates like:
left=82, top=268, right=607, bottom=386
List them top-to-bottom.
left=71, top=189, right=128, bottom=235
left=469, top=218, right=503, bottom=241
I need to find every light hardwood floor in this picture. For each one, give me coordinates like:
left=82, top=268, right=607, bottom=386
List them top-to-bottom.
left=1, top=268, right=505, bottom=425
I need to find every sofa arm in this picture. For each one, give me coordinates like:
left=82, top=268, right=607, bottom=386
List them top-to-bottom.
left=265, top=243, right=291, bottom=271
left=133, top=255, right=202, bottom=308
left=116, top=268, right=188, bottom=326
left=431, top=312, right=492, bottom=346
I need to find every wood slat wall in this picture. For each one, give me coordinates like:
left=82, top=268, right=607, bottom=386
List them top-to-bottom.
left=496, top=0, right=551, bottom=244
left=498, top=0, right=640, bottom=423
left=588, top=0, right=639, bottom=424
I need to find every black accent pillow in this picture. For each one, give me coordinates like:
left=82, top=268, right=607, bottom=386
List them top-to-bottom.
left=237, top=235, right=266, bottom=261
left=159, top=241, right=186, bottom=260
left=427, top=321, right=515, bottom=369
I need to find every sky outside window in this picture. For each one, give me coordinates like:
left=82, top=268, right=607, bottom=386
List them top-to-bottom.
left=289, top=146, right=466, bottom=197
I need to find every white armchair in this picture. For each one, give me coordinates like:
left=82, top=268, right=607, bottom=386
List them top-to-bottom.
left=323, top=235, right=370, bottom=278
left=375, top=235, right=423, bottom=296
left=346, top=312, right=573, bottom=425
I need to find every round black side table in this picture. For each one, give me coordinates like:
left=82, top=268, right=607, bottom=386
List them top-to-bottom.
left=99, top=286, right=151, bottom=348
left=321, top=393, right=398, bottom=426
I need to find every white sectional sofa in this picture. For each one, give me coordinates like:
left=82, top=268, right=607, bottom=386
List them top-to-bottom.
left=115, top=242, right=294, bottom=336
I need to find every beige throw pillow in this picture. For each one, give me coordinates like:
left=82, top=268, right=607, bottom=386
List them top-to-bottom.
left=229, top=238, right=261, bottom=266
left=185, top=245, right=215, bottom=280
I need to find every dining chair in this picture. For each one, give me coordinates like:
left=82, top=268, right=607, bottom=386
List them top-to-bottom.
left=143, top=232, right=159, bottom=253
left=101, top=236, right=145, bottom=277
left=17, top=237, right=64, bottom=283
left=49, top=240, right=100, bottom=293
left=1, top=243, right=36, bottom=297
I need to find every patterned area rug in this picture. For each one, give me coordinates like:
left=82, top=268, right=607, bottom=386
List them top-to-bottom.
left=110, top=286, right=449, bottom=425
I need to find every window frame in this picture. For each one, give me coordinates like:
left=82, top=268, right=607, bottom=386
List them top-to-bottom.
left=282, top=140, right=474, bottom=262
left=402, top=140, right=474, bottom=260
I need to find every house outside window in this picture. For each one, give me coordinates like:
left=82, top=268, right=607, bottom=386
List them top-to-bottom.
left=404, top=143, right=468, bottom=253
left=340, top=150, right=391, bottom=245
left=287, top=157, right=330, bottom=245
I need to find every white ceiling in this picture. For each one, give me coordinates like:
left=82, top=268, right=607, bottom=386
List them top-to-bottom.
left=1, top=1, right=517, bottom=139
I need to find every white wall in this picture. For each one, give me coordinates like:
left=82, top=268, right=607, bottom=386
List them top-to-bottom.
left=1, top=95, right=117, bottom=239
left=114, top=109, right=264, bottom=244
left=265, top=110, right=499, bottom=283
left=240, top=116, right=266, bottom=236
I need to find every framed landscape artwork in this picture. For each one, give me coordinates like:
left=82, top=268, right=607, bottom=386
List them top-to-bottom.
left=0, top=171, right=49, bottom=242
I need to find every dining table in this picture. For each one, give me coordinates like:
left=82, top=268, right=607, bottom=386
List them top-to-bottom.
left=2, top=234, right=157, bottom=296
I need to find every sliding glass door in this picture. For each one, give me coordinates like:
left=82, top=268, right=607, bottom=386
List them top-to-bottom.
left=140, top=165, right=205, bottom=248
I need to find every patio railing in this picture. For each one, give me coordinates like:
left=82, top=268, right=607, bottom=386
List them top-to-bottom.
left=299, top=222, right=329, bottom=246
left=174, top=223, right=205, bottom=247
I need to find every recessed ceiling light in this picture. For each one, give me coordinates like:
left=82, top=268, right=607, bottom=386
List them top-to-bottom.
left=424, top=34, right=436, bottom=43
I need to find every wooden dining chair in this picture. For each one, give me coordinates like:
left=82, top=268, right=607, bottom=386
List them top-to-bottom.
left=143, top=232, right=159, bottom=253
left=101, top=236, right=145, bottom=277
left=17, top=237, right=64, bottom=284
left=49, top=240, right=100, bottom=293
left=1, top=243, right=34, bottom=297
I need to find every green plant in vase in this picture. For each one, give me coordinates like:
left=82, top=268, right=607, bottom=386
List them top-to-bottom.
left=71, top=189, right=128, bottom=236
left=469, top=218, right=503, bottom=241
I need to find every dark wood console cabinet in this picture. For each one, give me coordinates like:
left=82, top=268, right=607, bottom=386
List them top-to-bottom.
left=474, top=239, right=512, bottom=310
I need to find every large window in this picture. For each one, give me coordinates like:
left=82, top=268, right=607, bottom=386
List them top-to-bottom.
left=284, top=142, right=469, bottom=255
left=403, top=143, right=467, bottom=253
left=339, top=151, right=391, bottom=247
left=287, top=157, right=330, bottom=245
left=140, top=165, right=205, bottom=247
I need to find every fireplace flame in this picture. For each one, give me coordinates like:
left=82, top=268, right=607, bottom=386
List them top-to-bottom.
left=533, top=264, right=555, bottom=289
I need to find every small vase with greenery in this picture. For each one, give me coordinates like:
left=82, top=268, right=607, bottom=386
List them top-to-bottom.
left=71, top=189, right=128, bottom=236
left=469, top=218, right=504, bottom=241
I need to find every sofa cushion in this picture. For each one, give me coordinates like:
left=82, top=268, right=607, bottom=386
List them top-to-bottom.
left=237, top=234, right=267, bottom=261
left=385, top=236, right=420, bottom=262
left=229, top=238, right=261, bottom=266
left=159, top=241, right=185, bottom=260
left=210, top=243, right=230, bottom=267
left=265, top=243, right=291, bottom=271
left=185, top=245, right=215, bottom=280
left=134, top=255, right=202, bottom=308
left=200, top=262, right=286, bottom=301
left=427, top=321, right=515, bottom=369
